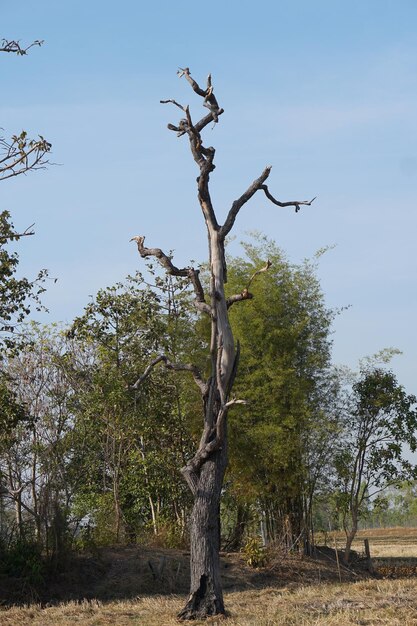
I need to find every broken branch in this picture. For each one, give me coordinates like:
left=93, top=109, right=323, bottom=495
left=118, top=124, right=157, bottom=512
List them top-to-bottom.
left=0, top=39, right=43, bottom=55
left=221, top=166, right=315, bottom=239
left=261, top=185, right=316, bottom=213
left=131, top=236, right=211, bottom=314
left=226, top=260, right=272, bottom=309
left=132, top=354, right=207, bottom=395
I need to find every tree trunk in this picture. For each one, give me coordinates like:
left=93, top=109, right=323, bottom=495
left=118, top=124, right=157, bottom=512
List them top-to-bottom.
left=178, top=447, right=227, bottom=619
left=15, top=496, right=23, bottom=538
left=226, top=503, right=249, bottom=552
left=344, top=528, right=356, bottom=564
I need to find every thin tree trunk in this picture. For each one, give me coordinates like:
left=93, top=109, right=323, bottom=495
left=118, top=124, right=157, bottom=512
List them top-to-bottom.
left=148, top=495, right=158, bottom=535
left=15, top=496, right=23, bottom=537
left=226, top=503, right=249, bottom=552
left=344, top=523, right=357, bottom=564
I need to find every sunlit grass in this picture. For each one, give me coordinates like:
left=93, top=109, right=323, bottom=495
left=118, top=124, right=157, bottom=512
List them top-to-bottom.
left=3, top=528, right=417, bottom=625
left=3, top=579, right=417, bottom=625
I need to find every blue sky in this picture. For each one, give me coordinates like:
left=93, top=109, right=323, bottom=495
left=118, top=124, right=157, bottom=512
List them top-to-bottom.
left=1, top=0, right=417, bottom=391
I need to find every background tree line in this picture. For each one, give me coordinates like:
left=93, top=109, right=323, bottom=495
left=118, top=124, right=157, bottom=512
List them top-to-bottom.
left=0, top=234, right=416, bottom=582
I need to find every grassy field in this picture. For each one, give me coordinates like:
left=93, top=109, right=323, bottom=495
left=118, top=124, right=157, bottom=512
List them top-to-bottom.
left=2, top=527, right=417, bottom=625
left=348, top=527, right=417, bottom=558
left=3, top=579, right=417, bottom=625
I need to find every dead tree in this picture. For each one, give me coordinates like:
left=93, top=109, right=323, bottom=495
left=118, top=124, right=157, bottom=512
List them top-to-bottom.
left=131, top=68, right=314, bottom=620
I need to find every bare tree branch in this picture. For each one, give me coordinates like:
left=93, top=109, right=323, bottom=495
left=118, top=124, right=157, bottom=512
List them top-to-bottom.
left=0, top=39, right=44, bottom=55
left=178, top=67, right=221, bottom=122
left=161, top=69, right=222, bottom=231
left=160, top=99, right=187, bottom=113
left=220, top=166, right=316, bottom=239
left=220, top=167, right=271, bottom=238
left=261, top=185, right=316, bottom=212
left=0, top=222, right=35, bottom=243
left=130, top=235, right=211, bottom=314
left=131, top=235, right=188, bottom=276
left=246, top=259, right=272, bottom=289
left=226, top=260, right=272, bottom=308
left=226, top=290, right=253, bottom=308
left=132, top=354, right=207, bottom=395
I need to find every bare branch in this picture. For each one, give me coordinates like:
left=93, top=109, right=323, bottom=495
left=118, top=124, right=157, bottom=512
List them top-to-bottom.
left=0, top=39, right=44, bottom=55
left=164, top=67, right=224, bottom=137
left=178, top=68, right=222, bottom=123
left=161, top=70, right=222, bottom=231
left=160, top=99, right=187, bottom=113
left=172, top=109, right=225, bottom=138
left=220, top=167, right=272, bottom=238
left=221, top=167, right=316, bottom=239
left=261, top=185, right=316, bottom=212
left=0, top=223, right=35, bottom=243
left=131, top=235, right=188, bottom=276
left=131, top=236, right=211, bottom=314
left=246, top=259, right=272, bottom=290
left=226, top=260, right=272, bottom=308
left=188, top=267, right=211, bottom=314
left=226, top=290, right=254, bottom=308
left=132, top=354, right=207, bottom=395
left=224, top=398, right=248, bottom=408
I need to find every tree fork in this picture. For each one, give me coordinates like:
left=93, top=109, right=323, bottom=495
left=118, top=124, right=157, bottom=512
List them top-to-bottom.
left=132, top=68, right=312, bottom=620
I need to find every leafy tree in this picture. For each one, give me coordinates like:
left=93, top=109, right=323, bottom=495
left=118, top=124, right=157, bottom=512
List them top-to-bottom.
left=0, top=212, right=47, bottom=349
left=224, top=238, right=338, bottom=551
left=69, top=275, right=198, bottom=544
left=0, top=323, right=81, bottom=564
left=333, top=367, right=417, bottom=562
left=370, top=481, right=417, bottom=527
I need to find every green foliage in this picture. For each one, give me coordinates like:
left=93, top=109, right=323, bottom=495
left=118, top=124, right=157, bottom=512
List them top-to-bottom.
left=0, top=211, right=47, bottom=349
left=1, top=226, right=416, bottom=567
left=225, top=236, right=336, bottom=543
left=67, top=274, right=198, bottom=543
left=332, top=366, right=417, bottom=557
left=368, top=482, right=417, bottom=527
left=242, top=536, right=268, bottom=568
left=0, top=538, right=46, bottom=586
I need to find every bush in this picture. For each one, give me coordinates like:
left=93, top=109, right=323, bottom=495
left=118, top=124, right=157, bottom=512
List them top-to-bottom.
left=242, top=536, right=268, bottom=568
left=0, top=538, right=46, bottom=585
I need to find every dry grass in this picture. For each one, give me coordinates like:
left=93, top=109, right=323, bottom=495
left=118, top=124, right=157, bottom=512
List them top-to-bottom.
left=321, top=527, right=417, bottom=559
left=2, top=528, right=417, bottom=625
left=350, top=528, right=417, bottom=559
left=2, top=579, right=417, bottom=625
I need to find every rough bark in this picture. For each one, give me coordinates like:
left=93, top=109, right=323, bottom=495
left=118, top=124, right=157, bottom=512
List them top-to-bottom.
left=132, top=68, right=312, bottom=620
left=178, top=446, right=228, bottom=619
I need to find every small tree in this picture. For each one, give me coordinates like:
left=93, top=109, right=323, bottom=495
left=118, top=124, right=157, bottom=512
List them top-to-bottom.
left=131, top=69, right=314, bottom=619
left=334, top=367, right=417, bottom=563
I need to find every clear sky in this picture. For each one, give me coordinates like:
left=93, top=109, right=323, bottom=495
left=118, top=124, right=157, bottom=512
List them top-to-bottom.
left=1, top=0, right=416, bottom=392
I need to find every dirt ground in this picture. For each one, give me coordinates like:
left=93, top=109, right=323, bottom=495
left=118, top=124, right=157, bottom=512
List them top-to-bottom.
left=1, top=528, right=417, bottom=607
left=2, top=530, right=417, bottom=625
left=0, top=542, right=372, bottom=607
